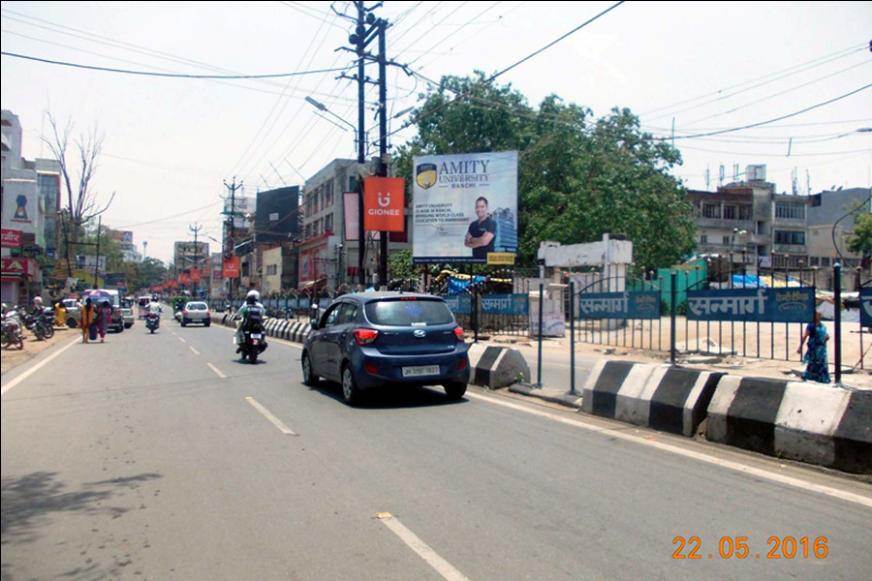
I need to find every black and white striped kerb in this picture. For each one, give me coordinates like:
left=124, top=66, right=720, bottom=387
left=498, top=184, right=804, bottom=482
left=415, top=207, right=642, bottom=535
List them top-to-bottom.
left=468, top=344, right=530, bottom=389
left=471, top=346, right=504, bottom=387
left=581, top=361, right=721, bottom=437
left=707, top=377, right=871, bottom=474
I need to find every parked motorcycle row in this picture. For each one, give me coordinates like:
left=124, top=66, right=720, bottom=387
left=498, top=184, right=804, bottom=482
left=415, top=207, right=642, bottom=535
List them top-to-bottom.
left=1, top=305, right=55, bottom=350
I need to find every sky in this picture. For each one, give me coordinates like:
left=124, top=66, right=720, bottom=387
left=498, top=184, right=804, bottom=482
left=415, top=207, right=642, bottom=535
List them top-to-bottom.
left=2, top=1, right=870, bottom=263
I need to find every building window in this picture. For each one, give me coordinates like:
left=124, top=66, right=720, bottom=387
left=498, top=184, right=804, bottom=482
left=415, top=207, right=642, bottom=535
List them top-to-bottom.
left=349, top=176, right=359, bottom=192
left=775, top=202, right=805, bottom=220
left=703, top=203, right=721, bottom=219
left=723, top=205, right=736, bottom=220
left=739, top=205, right=753, bottom=220
left=324, top=214, right=333, bottom=233
left=774, top=230, right=806, bottom=245
left=700, top=234, right=708, bottom=245
left=722, top=235, right=731, bottom=246
left=810, top=257, right=819, bottom=267
left=821, top=257, right=831, bottom=267
left=266, top=265, right=278, bottom=276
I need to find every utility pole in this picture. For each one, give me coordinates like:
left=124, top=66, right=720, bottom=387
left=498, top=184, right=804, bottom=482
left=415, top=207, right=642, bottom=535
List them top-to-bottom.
left=354, top=1, right=368, bottom=289
left=376, top=17, right=388, bottom=289
left=223, top=177, right=243, bottom=301
left=189, top=222, right=203, bottom=298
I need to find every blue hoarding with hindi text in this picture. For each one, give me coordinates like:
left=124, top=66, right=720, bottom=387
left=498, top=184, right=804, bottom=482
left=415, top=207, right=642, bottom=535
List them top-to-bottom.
left=686, top=287, right=814, bottom=323
left=577, top=291, right=661, bottom=320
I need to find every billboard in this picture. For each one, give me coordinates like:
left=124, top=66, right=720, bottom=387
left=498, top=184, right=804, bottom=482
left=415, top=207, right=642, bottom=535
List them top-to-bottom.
left=412, top=151, right=518, bottom=263
left=364, top=177, right=405, bottom=232
left=255, top=186, right=300, bottom=243
left=222, top=256, right=240, bottom=279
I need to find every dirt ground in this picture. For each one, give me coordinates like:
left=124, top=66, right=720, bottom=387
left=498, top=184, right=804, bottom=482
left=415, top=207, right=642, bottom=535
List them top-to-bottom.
left=489, top=316, right=872, bottom=389
left=1, top=327, right=77, bottom=376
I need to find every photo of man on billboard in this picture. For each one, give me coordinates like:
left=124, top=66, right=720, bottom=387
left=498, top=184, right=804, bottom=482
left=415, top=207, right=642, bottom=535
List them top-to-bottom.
left=464, top=196, right=496, bottom=259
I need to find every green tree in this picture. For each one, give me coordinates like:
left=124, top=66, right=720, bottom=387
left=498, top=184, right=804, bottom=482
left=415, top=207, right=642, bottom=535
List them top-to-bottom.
left=395, top=73, right=695, bottom=270
left=847, top=211, right=872, bottom=257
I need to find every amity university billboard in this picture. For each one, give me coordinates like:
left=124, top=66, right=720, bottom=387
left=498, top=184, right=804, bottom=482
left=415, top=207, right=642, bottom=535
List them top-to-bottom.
left=412, top=151, right=518, bottom=264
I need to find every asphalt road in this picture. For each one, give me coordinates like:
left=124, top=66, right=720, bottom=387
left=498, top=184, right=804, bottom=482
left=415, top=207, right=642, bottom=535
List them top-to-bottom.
left=2, top=313, right=871, bottom=580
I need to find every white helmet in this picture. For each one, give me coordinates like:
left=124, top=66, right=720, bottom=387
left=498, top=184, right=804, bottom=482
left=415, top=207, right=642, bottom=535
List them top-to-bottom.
left=246, top=289, right=260, bottom=302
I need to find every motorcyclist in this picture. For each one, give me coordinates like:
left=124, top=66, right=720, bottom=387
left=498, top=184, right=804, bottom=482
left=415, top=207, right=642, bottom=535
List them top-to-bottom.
left=234, top=289, right=265, bottom=353
left=146, top=294, right=163, bottom=315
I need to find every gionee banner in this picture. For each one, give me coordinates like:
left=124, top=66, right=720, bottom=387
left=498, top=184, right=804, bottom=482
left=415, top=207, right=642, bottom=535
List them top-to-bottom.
left=412, top=151, right=518, bottom=264
left=363, top=177, right=405, bottom=232
left=222, top=256, right=240, bottom=279
left=190, top=268, right=201, bottom=283
left=179, top=272, right=190, bottom=285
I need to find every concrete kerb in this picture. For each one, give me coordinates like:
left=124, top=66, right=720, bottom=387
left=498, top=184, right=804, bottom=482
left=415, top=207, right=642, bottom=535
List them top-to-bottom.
left=467, top=343, right=531, bottom=389
left=580, top=360, right=721, bottom=437
left=706, top=376, right=871, bottom=474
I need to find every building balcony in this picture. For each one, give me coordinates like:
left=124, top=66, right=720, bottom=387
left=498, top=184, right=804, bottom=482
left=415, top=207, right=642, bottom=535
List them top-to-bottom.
left=694, top=218, right=755, bottom=230
left=772, top=244, right=807, bottom=255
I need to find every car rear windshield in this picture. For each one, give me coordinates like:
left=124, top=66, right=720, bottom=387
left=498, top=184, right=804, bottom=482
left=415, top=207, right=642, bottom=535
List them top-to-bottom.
left=364, top=299, right=453, bottom=327
left=187, top=303, right=208, bottom=311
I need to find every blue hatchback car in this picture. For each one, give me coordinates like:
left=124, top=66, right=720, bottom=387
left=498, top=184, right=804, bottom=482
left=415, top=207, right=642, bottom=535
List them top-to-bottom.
left=301, top=292, right=470, bottom=405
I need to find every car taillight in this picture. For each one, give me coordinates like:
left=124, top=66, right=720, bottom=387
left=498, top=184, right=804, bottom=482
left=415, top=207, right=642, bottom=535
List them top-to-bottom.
left=454, top=326, right=465, bottom=341
left=353, top=328, right=379, bottom=345
left=457, top=358, right=468, bottom=371
left=364, top=362, right=378, bottom=375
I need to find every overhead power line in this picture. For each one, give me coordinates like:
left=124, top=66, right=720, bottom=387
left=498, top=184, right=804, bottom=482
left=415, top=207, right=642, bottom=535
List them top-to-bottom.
left=486, top=0, right=625, bottom=82
left=641, top=41, right=868, bottom=119
left=0, top=50, right=351, bottom=79
left=659, top=83, right=872, bottom=141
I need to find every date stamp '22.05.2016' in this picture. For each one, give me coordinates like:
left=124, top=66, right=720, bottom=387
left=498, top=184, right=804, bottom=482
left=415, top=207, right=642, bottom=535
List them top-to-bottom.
left=672, top=536, right=829, bottom=561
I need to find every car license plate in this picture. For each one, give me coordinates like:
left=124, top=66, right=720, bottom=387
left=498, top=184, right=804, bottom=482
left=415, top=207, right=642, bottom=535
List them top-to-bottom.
left=251, top=334, right=262, bottom=339
left=402, top=365, right=439, bottom=378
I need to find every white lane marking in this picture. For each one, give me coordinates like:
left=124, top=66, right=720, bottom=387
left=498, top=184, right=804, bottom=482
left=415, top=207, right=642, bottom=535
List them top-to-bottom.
left=211, top=323, right=303, bottom=349
left=1, top=336, right=80, bottom=397
left=178, top=336, right=187, bottom=344
left=189, top=346, right=200, bottom=356
left=206, top=363, right=227, bottom=379
left=467, top=392, right=872, bottom=510
left=245, top=396, right=297, bottom=435
left=375, top=512, right=469, bottom=581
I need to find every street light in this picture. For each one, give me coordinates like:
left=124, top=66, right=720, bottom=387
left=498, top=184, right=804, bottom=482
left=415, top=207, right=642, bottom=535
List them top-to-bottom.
left=305, top=96, right=356, bottom=132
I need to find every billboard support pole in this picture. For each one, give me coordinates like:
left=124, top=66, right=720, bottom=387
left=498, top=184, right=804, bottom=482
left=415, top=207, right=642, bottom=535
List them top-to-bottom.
left=93, top=215, right=101, bottom=289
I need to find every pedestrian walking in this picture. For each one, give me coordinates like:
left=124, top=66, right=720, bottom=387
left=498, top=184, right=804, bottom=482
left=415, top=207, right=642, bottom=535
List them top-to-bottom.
left=81, top=298, right=95, bottom=344
left=96, top=299, right=112, bottom=343
left=797, top=311, right=830, bottom=384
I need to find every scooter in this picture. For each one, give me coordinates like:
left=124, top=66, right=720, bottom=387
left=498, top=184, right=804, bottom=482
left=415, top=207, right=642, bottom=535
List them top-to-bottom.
left=1, top=311, right=25, bottom=350
left=145, top=312, right=160, bottom=334
left=238, top=320, right=267, bottom=364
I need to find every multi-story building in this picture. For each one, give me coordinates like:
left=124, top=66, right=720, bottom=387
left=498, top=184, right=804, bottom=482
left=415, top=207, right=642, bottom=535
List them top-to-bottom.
left=2, top=110, right=58, bottom=303
left=35, top=158, right=62, bottom=259
left=300, top=158, right=411, bottom=292
left=689, top=164, right=870, bottom=289
left=687, top=166, right=775, bottom=268
left=806, top=187, right=871, bottom=291
left=771, top=193, right=812, bottom=269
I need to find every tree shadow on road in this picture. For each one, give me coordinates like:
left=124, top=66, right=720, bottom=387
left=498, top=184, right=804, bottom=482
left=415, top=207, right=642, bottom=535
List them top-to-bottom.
left=1, top=471, right=161, bottom=547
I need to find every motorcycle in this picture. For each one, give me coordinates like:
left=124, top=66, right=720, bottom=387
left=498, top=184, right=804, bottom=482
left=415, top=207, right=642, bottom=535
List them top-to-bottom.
left=23, top=308, right=54, bottom=341
left=1, top=311, right=25, bottom=350
left=145, top=312, right=160, bottom=334
left=238, top=315, right=267, bottom=364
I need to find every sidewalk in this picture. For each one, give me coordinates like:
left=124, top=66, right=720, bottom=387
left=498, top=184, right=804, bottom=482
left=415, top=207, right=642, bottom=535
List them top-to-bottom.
left=0, top=327, right=76, bottom=377
left=477, top=331, right=872, bottom=407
